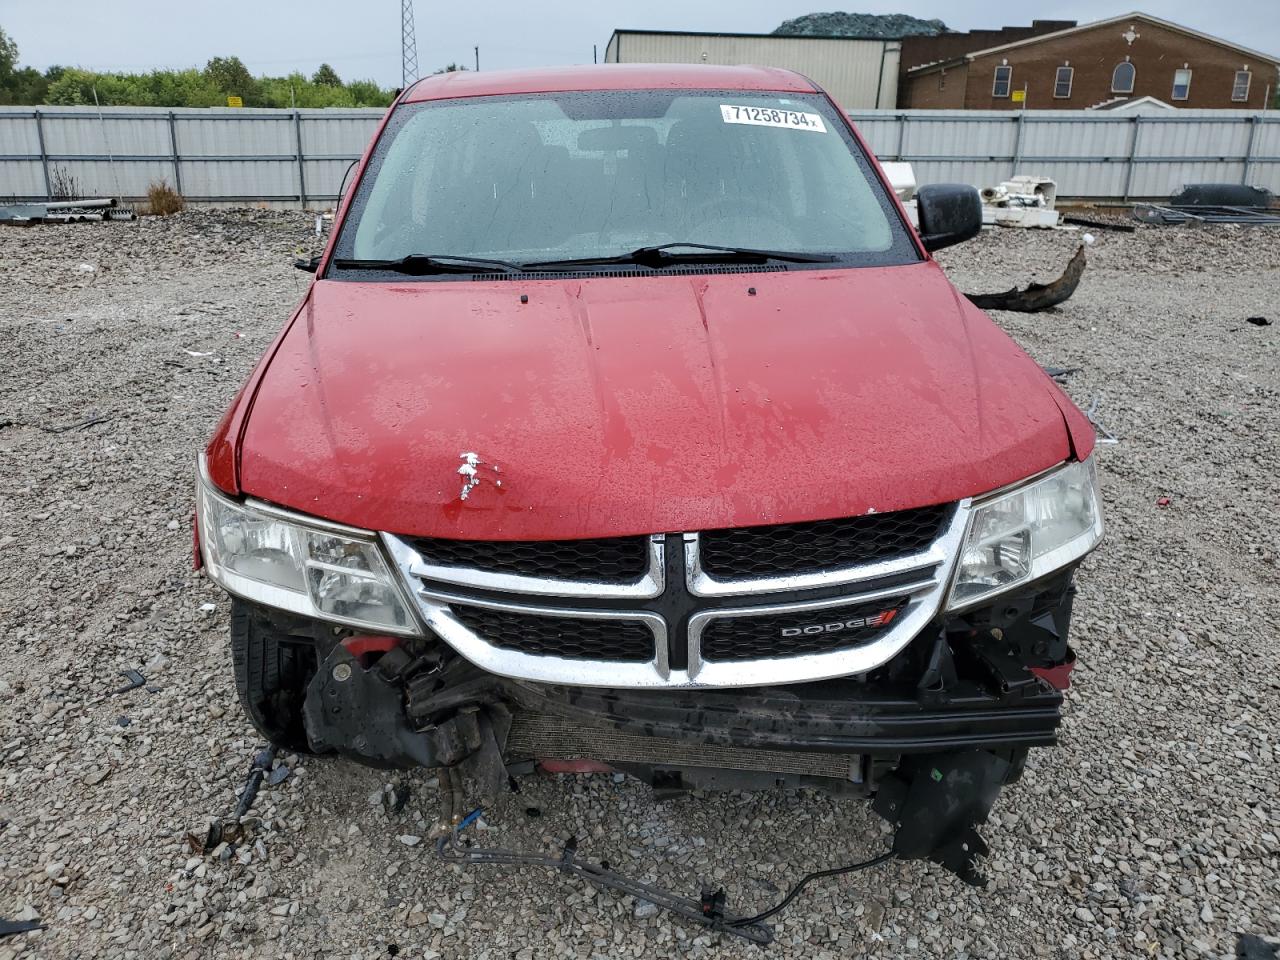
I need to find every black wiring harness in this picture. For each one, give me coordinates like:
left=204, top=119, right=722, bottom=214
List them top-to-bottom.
left=436, top=828, right=894, bottom=946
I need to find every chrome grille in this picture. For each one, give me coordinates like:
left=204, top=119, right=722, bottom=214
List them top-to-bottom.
left=384, top=501, right=968, bottom=690
left=699, top=506, right=950, bottom=578
left=410, top=534, right=649, bottom=582
left=697, top=597, right=908, bottom=662
left=450, top=606, right=654, bottom=662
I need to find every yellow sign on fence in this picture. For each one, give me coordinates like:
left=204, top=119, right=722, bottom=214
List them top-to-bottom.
left=1011, top=89, right=1026, bottom=103
left=227, top=96, right=244, bottom=108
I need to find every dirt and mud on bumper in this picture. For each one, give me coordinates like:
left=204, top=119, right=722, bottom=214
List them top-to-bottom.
left=237, top=570, right=1079, bottom=880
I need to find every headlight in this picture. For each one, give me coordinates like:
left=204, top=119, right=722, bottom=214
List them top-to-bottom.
left=947, top=458, right=1102, bottom=611
left=196, top=462, right=418, bottom=635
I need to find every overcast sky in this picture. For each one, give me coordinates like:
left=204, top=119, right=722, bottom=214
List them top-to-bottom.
left=4, top=1, right=1278, bottom=87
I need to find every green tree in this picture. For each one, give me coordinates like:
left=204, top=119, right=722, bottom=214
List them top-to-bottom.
left=0, top=26, right=17, bottom=81
left=1, top=39, right=393, bottom=109
left=203, top=56, right=259, bottom=102
left=312, top=63, right=341, bottom=86
left=432, top=63, right=468, bottom=74
left=4, top=67, right=49, bottom=104
left=346, top=79, right=391, bottom=107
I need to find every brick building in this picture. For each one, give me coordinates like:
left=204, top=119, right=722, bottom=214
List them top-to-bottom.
left=899, top=12, right=1280, bottom=110
left=898, top=20, right=1076, bottom=86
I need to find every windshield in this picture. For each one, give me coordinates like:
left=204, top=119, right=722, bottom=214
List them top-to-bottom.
left=332, top=89, right=916, bottom=272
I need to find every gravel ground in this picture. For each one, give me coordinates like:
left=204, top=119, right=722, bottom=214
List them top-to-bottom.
left=1, top=211, right=1277, bottom=960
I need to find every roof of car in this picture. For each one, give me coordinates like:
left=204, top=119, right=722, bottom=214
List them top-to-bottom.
left=400, top=63, right=819, bottom=103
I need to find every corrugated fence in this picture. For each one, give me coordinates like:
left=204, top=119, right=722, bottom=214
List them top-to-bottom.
left=1, top=105, right=1276, bottom=206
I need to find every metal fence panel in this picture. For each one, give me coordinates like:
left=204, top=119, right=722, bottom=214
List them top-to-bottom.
left=1, top=106, right=1276, bottom=206
left=0, top=114, right=40, bottom=154
left=41, top=114, right=170, bottom=157
left=176, top=115, right=295, bottom=158
left=180, top=159, right=300, bottom=201
left=0, top=161, right=46, bottom=198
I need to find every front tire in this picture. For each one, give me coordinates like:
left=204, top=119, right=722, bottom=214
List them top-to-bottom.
left=229, top=599, right=322, bottom=754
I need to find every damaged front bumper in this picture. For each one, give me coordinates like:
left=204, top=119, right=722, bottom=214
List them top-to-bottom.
left=239, top=568, right=1079, bottom=881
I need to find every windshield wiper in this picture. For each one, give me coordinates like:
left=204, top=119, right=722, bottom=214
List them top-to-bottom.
left=525, top=243, right=838, bottom=271
left=331, top=254, right=522, bottom=275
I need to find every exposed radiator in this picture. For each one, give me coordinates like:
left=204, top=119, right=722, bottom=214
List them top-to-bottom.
left=506, top=713, right=862, bottom=783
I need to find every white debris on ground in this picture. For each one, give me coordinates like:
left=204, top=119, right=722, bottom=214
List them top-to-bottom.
left=981, top=175, right=1060, bottom=228
left=0, top=210, right=1278, bottom=959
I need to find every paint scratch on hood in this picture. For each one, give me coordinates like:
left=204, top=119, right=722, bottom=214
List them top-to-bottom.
left=457, top=452, right=482, bottom=500
left=457, top=452, right=502, bottom=501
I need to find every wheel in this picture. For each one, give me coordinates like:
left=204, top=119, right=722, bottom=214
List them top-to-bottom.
left=229, top=599, right=325, bottom=754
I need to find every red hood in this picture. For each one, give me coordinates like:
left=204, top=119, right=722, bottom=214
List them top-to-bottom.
left=236, top=262, right=1074, bottom=539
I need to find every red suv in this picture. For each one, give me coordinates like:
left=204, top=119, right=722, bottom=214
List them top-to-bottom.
left=196, top=64, right=1101, bottom=881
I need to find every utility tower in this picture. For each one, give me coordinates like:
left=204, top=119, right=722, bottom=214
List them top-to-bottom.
left=401, top=0, right=420, bottom=87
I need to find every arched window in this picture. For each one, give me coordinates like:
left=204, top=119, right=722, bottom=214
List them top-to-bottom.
left=1112, top=61, right=1136, bottom=94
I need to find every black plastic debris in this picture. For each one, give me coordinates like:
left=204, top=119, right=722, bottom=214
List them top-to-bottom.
left=1170, top=184, right=1274, bottom=208
left=1134, top=185, right=1280, bottom=227
left=1061, top=215, right=1136, bottom=234
left=966, top=244, right=1087, bottom=313
left=1246, top=317, right=1272, bottom=327
left=1042, top=365, right=1081, bottom=383
left=112, top=669, right=146, bottom=695
left=194, top=746, right=278, bottom=854
left=234, top=748, right=277, bottom=819
left=383, top=782, right=411, bottom=816
left=0, top=918, right=44, bottom=938
left=1238, top=933, right=1280, bottom=959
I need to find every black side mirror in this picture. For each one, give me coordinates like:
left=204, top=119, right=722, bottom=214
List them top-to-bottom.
left=916, top=184, right=983, bottom=252
left=294, top=255, right=321, bottom=273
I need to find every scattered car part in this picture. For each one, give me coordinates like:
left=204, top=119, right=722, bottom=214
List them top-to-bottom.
left=879, top=160, right=917, bottom=201
left=980, top=175, right=1060, bottom=228
left=1135, top=183, right=1279, bottom=227
left=1168, top=183, right=1274, bottom=208
left=1134, top=204, right=1280, bottom=227
left=1060, top=215, right=1135, bottom=233
left=966, top=244, right=1087, bottom=312
left=1041, top=365, right=1081, bottom=382
left=1086, top=396, right=1120, bottom=445
left=42, top=414, right=113, bottom=435
left=111, top=669, right=146, bottom=695
left=196, top=746, right=278, bottom=853
left=233, top=747, right=277, bottom=819
left=437, top=829, right=892, bottom=945
left=437, top=834, right=774, bottom=944
left=0, top=919, right=44, bottom=938
left=1237, top=933, right=1280, bottom=960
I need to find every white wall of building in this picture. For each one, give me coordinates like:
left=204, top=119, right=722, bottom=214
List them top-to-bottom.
left=606, top=31, right=900, bottom=109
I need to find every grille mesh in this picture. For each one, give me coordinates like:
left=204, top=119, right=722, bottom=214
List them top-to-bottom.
left=699, top=505, right=950, bottom=578
left=413, top=535, right=649, bottom=582
left=699, top=598, right=907, bottom=662
left=450, top=605, right=654, bottom=662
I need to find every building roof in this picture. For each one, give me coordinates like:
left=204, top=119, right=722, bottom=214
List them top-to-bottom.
left=906, top=12, right=1280, bottom=76
left=609, top=27, right=896, bottom=44
left=402, top=63, right=818, bottom=103
left=1092, top=95, right=1176, bottom=111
